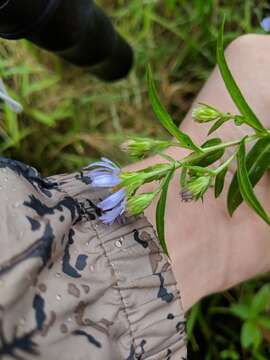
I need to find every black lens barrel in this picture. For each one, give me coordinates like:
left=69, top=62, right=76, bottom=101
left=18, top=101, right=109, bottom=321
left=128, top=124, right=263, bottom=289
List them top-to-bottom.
left=0, top=0, right=133, bottom=81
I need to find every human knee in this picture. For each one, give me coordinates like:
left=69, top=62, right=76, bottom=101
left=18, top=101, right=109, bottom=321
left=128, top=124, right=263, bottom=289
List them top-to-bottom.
left=225, top=33, right=269, bottom=62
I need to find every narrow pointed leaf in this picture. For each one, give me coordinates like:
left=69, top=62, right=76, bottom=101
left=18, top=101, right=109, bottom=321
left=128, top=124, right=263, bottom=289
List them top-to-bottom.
left=217, top=18, right=266, bottom=134
left=147, top=66, right=202, bottom=153
left=208, top=118, right=226, bottom=135
left=228, top=137, right=270, bottom=215
left=193, top=138, right=224, bottom=167
left=236, top=139, right=270, bottom=225
left=215, top=167, right=228, bottom=198
left=156, top=170, right=174, bottom=257
left=251, top=284, right=270, bottom=314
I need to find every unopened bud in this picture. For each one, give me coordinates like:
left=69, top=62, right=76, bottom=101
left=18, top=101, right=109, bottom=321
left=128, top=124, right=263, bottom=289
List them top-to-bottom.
left=192, top=105, right=221, bottom=123
left=121, top=137, right=171, bottom=159
left=186, top=176, right=211, bottom=200
left=127, top=192, right=157, bottom=215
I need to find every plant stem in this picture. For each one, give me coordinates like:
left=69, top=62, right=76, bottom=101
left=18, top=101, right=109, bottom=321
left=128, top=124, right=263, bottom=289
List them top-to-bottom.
left=200, top=134, right=258, bottom=153
left=212, top=152, right=236, bottom=176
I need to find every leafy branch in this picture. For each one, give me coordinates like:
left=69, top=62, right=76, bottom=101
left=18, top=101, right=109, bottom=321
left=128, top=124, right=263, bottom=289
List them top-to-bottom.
left=89, top=19, right=270, bottom=256
left=118, top=19, right=270, bottom=254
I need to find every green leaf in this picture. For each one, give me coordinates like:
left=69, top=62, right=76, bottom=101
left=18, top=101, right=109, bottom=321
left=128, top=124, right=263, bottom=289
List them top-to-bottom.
left=217, top=18, right=266, bottom=134
left=147, top=66, right=202, bottom=152
left=208, top=118, right=226, bottom=135
left=228, top=137, right=270, bottom=215
left=193, top=138, right=225, bottom=168
left=202, top=138, right=222, bottom=148
left=236, top=139, right=270, bottom=226
left=215, top=167, right=228, bottom=198
left=156, top=170, right=174, bottom=257
left=252, top=284, right=270, bottom=314
left=186, top=303, right=200, bottom=338
left=231, top=304, right=251, bottom=321
left=258, top=316, right=270, bottom=330
left=241, top=322, right=262, bottom=350
left=220, top=350, right=239, bottom=360
left=253, top=352, right=268, bottom=360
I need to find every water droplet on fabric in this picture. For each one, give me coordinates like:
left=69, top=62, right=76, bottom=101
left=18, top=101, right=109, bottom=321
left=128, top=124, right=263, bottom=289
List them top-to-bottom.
left=13, top=202, right=20, bottom=208
left=115, top=239, right=123, bottom=248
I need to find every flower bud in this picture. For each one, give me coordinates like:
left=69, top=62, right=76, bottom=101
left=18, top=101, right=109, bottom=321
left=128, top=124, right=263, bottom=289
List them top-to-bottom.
left=192, top=105, right=221, bottom=123
left=121, top=137, right=171, bottom=159
left=186, top=175, right=211, bottom=200
left=127, top=192, right=157, bottom=216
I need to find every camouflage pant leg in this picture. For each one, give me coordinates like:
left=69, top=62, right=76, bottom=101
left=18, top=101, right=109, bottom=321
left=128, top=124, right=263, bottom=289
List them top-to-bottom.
left=0, top=158, right=187, bottom=360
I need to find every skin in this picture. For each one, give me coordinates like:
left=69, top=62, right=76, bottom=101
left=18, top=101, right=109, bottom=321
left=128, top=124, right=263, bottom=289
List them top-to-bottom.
left=125, top=34, right=270, bottom=311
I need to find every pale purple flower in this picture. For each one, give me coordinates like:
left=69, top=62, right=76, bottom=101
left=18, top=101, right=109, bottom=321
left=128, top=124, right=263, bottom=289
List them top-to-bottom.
left=261, top=17, right=270, bottom=32
left=85, top=157, right=121, bottom=188
left=85, top=158, right=126, bottom=225
left=98, top=189, right=126, bottom=225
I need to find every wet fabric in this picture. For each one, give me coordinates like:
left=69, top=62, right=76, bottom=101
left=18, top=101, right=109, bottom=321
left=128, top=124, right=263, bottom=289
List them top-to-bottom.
left=0, top=157, right=187, bottom=360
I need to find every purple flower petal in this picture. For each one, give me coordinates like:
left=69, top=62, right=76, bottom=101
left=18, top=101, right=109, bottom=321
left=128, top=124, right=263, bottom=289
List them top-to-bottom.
left=261, top=17, right=270, bottom=32
left=83, top=157, right=127, bottom=225
left=101, top=157, right=119, bottom=167
left=87, top=159, right=120, bottom=172
left=86, top=169, right=119, bottom=180
left=91, top=174, right=121, bottom=187
left=97, top=188, right=125, bottom=211
left=99, top=200, right=125, bottom=225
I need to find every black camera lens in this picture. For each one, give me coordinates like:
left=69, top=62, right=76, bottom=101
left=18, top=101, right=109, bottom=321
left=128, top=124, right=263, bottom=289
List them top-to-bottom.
left=0, top=0, right=133, bottom=81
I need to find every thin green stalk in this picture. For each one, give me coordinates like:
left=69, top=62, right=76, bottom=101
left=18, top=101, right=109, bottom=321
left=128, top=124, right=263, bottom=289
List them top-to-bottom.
left=212, top=152, right=237, bottom=176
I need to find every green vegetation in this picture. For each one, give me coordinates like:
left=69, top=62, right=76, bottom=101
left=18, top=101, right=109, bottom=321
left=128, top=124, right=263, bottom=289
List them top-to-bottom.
left=0, top=0, right=269, bottom=358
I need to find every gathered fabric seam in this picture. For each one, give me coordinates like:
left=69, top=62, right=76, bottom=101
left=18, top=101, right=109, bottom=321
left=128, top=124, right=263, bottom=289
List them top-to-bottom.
left=90, top=222, right=139, bottom=359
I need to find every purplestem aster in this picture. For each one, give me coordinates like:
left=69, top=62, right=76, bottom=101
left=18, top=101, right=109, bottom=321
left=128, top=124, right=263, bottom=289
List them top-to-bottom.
left=85, top=158, right=126, bottom=225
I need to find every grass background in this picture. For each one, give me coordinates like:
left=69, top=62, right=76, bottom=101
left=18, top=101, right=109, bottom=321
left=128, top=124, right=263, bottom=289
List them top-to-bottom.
left=0, top=0, right=270, bottom=358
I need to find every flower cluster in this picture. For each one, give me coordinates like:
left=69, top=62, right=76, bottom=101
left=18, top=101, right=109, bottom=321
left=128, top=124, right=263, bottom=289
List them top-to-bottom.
left=85, top=157, right=173, bottom=225
left=85, top=158, right=126, bottom=225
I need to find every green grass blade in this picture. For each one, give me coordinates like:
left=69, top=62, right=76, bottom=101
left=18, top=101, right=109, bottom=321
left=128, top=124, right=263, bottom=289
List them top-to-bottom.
left=217, top=18, right=266, bottom=134
left=147, top=66, right=202, bottom=153
left=228, top=137, right=270, bottom=215
left=236, top=139, right=270, bottom=225
left=156, top=170, right=174, bottom=257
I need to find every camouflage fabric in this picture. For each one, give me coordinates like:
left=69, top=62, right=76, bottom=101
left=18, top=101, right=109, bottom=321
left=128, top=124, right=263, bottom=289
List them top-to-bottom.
left=0, top=158, right=187, bottom=360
